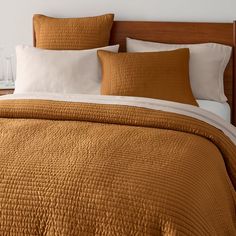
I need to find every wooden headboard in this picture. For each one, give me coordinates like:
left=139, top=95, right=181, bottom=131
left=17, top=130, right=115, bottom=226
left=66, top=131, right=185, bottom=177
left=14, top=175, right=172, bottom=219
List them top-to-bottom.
left=33, top=20, right=236, bottom=125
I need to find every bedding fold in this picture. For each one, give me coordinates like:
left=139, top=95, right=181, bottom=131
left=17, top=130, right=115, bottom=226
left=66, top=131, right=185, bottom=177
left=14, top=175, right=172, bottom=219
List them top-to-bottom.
left=0, top=99, right=235, bottom=235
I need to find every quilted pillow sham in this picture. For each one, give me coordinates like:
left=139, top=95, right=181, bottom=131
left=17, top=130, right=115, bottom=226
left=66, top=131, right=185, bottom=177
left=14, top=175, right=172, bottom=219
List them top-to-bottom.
left=33, top=14, right=114, bottom=50
left=126, top=37, right=232, bottom=102
left=14, top=45, right=119, bottom=94
left=98, top=49, right=198, bottom=106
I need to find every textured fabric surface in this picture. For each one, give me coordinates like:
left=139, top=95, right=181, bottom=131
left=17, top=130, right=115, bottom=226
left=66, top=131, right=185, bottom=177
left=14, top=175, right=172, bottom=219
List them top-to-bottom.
left=33, top=14, right=114, bottom=50
left=126, top=37, right=232, bottom=102
left=15, top=45, right=119, bottom=94
left=98, top=49, right=198, bottom=106
left=1, top=93, right=235, bottom=141
left=0, top=99, right=236, bottom=235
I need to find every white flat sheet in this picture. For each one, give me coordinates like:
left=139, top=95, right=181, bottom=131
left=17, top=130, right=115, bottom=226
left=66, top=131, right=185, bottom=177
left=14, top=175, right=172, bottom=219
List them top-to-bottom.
left=0, top=93, right=236, bottom=145
left=197, top=100, right=231, bottom=123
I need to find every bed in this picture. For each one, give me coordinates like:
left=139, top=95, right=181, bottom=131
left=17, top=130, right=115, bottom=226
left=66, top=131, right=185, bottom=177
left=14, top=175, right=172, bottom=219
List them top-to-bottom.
left=0, top=18, right=236, bottom=235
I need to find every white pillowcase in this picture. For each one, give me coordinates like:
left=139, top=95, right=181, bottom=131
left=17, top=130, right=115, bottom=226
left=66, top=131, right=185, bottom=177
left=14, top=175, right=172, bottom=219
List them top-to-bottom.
left=127, top=38, right=232, bottom=102
left=15, top=45, right=119, bottom=94
left=197, top=100, right=231, bottom=123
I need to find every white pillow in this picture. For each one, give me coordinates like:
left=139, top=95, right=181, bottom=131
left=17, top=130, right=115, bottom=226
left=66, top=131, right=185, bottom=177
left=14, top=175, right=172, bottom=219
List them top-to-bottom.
left=127, top=38, right=232, bottom=102
left=15, top=45, right=119, bottom=94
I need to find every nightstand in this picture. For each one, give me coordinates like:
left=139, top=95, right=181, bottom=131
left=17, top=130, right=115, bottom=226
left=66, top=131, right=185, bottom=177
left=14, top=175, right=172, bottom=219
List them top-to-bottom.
left=0, top=81, right=14, bottom=96
left=0, top=89, right=14, bottom=96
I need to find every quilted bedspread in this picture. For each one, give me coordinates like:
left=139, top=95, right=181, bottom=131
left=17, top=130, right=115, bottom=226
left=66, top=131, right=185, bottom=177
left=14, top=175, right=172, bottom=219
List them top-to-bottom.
left=0, top=99, right=235, bottom=235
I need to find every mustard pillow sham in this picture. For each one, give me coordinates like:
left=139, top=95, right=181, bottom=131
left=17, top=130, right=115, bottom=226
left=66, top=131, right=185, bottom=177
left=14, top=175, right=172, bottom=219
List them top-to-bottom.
left=33, top=14, right=114, bottom=50
left=98, top=49, right=198, bottom=106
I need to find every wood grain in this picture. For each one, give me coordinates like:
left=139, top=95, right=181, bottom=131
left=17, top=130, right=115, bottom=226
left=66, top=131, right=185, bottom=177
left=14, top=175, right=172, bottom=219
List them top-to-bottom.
left=0, top=89, right=14, bottom=96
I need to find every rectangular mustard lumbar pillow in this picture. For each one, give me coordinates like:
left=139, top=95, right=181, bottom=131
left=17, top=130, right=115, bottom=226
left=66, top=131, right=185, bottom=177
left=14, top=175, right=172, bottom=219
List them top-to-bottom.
left=33, top=14, right=114, bottom=50
left=98, top=49, right=198, bottom=106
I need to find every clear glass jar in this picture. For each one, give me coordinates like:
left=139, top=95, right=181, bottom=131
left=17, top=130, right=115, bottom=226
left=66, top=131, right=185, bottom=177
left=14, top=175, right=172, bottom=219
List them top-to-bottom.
left=5, top=55, right=14, bottom=85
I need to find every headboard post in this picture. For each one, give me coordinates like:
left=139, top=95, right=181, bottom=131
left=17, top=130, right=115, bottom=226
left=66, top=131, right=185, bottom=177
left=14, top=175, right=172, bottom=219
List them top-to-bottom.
left=33, top=17, right=36, bottom=47
left=233, top=21, right=236, bottom=125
